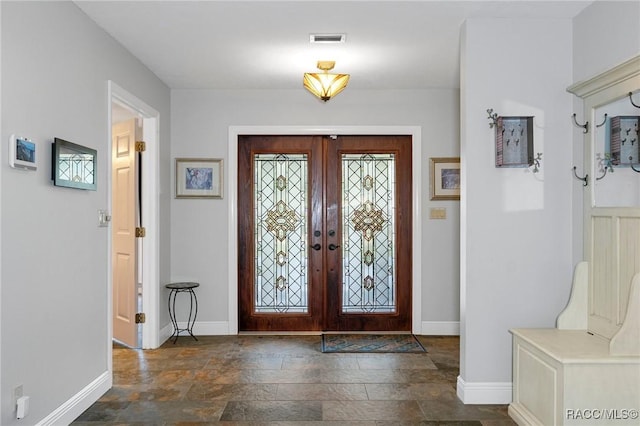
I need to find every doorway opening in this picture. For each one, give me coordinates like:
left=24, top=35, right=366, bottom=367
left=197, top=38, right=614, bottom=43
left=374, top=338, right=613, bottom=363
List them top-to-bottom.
left=108, top=81, right=160, bottom=352
left=111, top=114, right=143, bottom=347
left=227, top=126, right=423, bottom=335
left=238, top=135, right=413, bottom=332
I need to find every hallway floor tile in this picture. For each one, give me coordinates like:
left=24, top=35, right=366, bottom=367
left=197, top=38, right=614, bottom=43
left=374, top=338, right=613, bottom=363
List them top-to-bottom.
left=72, top=335, right=515, bottom=425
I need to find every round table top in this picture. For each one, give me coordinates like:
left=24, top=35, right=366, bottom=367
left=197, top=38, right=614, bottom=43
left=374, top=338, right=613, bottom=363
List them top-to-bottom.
left=165, top=282, right=200, bottom=290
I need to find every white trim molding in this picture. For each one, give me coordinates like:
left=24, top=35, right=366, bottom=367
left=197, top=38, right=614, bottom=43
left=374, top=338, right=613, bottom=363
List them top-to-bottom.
left=567, top=54, right=640, bottom=99
left=108, top=81, right=161, bottom=350
left=228, top=126, right=422, bottom=334
left=187, top=321, right=230, bottom=336
left=420, top=321, right=460, bottom=335
left=161, top=322, right=232, bottom=344
left=160, top=323, right=174, bottom=344
left=36, top=372, right=111, bottom=426
left=456, top=376, right=512, bottom=405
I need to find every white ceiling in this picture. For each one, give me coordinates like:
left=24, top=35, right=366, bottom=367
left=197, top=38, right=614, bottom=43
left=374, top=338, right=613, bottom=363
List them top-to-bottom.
left=74, top=1, right=592, bottom=91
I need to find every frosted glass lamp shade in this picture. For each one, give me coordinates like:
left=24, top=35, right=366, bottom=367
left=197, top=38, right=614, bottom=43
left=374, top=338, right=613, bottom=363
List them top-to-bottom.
left=303, top=72, right=350, bottom=102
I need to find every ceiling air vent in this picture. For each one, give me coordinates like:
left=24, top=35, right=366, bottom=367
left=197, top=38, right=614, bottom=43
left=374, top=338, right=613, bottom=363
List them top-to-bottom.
left=310, top=34, right=346, bottom=44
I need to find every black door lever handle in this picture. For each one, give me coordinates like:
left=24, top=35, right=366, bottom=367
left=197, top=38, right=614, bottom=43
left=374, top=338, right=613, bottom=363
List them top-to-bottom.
left=310, top=244, right=322, bottom=251
left=328, top=244, right=341, bottom=251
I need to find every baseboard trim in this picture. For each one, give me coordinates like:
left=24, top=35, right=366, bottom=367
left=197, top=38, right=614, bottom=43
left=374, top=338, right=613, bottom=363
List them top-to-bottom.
left=162, top=321, right=231, bottom=341
left=163, top=321, right=459, bottom=337
left=191, top=321, right=230, bottom=335
left=421, top=321, right=460, bottom=335
left=160, top=322, right=174, bottom=344
left=36, top=371, right=110, bottom=426
left=456, top=376, right=512, bottom=404
left=508, top=403, right=537, bottom=425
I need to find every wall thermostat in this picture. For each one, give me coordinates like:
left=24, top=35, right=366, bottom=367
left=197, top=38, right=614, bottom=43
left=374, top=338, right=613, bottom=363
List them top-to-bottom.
left=9, top=134, right=37, bottom=171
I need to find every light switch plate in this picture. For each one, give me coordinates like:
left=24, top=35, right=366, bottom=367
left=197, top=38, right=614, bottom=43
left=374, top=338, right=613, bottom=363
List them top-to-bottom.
left=429, top=207, right=446, bottom=219
left=98, top=209, right=111, bottom=227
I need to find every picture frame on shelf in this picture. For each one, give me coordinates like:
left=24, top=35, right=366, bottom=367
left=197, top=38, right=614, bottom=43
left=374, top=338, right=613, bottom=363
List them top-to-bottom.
left=430, top=157, right=460, bottom=201
left=175, top=158, right=223, bottom=199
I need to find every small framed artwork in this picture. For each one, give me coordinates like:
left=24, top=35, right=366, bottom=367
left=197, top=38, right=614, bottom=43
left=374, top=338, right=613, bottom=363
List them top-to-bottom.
left=495, top=116, right=534, bottom=167
left=9, top=134, right=37, bottom=171
left=52, top=137, right=97, bottom=190
left=430, top=157, right=460, bottom=201
left=176, top=158, right=223, bottom=199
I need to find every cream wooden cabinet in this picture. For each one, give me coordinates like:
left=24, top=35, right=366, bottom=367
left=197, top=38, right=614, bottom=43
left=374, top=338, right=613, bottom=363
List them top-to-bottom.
left=509, top=56, right=640, bottom=426
left=510, top=265, right=640, bottom=426
left=511, top=328, right=640, bottom=426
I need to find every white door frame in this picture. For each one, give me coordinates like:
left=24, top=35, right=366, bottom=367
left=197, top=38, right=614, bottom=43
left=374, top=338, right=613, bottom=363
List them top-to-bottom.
left=107, top=81, right=160, bottom=353
left=227, top=125, right=422, bottom=334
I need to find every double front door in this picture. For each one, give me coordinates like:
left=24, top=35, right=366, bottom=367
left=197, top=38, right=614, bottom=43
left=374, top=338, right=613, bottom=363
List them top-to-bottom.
left=238, top=135, right=412, bottom=331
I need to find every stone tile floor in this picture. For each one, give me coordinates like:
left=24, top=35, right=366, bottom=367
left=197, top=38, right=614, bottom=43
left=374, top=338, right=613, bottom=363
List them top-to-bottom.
left=73, top=335, right=516, bottom=425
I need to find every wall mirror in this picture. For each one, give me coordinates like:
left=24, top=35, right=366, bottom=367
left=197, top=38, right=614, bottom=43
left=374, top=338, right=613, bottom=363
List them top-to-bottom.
left=569, top=55, right=640, bottom=339
left=593, top=93, right=640, bottom=207
left=52, top=137, right=97, bottom=190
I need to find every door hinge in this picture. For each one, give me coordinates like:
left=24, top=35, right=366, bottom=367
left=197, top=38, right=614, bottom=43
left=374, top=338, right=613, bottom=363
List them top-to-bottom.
left=135, top=141, right=146, bottom=152
left=135, top=227, right=146, bottom=238
left=135, top=313, right=146, bottom=324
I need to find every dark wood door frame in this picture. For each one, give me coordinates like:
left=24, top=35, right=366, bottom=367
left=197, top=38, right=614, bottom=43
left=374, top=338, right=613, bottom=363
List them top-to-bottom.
left=237, top=134, right=419, bottom=331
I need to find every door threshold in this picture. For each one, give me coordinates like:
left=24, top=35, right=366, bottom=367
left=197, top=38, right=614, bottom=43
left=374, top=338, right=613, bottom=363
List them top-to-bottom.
left=237, top=331, right=412, bottom=335
left=238, top=331, right=323, bottom=336
left=322, top=331, right=413, bottom=335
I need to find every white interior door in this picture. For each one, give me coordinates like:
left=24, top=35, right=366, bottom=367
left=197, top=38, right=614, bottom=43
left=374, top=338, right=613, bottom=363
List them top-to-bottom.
left=112, top=118, right=141, bottom=347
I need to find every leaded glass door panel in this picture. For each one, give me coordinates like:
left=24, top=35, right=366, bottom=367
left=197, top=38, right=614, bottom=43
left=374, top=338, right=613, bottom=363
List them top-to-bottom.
left=238, top=135, right=412, bottom=331
left=325, top=135, right=412, bottom=331
left=238, top=136, right=324, bottom=331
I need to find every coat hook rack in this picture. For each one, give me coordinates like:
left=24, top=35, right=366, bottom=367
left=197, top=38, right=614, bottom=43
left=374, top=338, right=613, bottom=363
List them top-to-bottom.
left=630, top=92, right=640, bottom=109
left=488, top=109, right=536, bottom=169
left=572, top=113, right=589, bottom=133
left=596, top=113, right=608, bottom=128
left=573, top=166, right=588, bottom=186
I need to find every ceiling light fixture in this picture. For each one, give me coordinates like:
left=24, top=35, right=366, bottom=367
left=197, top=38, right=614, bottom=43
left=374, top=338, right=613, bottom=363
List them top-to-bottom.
left=303, top=61, right=350, bottom=102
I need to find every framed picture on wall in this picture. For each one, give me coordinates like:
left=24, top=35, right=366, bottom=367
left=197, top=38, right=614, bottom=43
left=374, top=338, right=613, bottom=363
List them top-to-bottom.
left=495, top=116, right=534, bottom=167
left=52, top=138, right=97, bottom=190
left=430, top=157, right=460, bottom=201
left=175, top=158, right=223, bottom=199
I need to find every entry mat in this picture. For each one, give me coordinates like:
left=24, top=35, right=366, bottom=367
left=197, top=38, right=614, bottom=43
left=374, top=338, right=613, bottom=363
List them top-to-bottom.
left=321, top=334, right=426, bottom=353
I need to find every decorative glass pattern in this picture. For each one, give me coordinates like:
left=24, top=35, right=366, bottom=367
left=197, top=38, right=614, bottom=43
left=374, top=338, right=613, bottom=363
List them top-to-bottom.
left=58, top=154, right=95, bottom=184
left=254, top=154, right=308, bottom=313
left=342, top=154, right=396, bottom=313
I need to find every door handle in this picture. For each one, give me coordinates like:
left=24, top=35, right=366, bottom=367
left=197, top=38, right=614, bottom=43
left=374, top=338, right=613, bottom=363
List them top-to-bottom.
left=310, top=243, right=322, bottom=251
left=328, top=244, right=341, bottom=251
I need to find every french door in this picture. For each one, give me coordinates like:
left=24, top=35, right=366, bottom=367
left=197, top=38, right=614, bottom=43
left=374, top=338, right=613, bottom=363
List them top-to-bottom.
left=238, top=135, right=412, bottom=331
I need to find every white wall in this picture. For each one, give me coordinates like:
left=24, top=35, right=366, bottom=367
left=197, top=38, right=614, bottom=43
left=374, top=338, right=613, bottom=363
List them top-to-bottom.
left=573, top=1, right=640, bottom=84
left=0, top=2, right=170, bottom=424
left=0, top=2, right=3, bottom=417
left=460, top=18, right=574, bottom=403
left=170, top=88, right=461, bottom=333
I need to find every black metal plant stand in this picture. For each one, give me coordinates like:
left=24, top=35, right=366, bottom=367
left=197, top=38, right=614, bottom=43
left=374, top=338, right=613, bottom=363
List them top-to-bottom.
left=165, top=282, right=199, bottom=343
